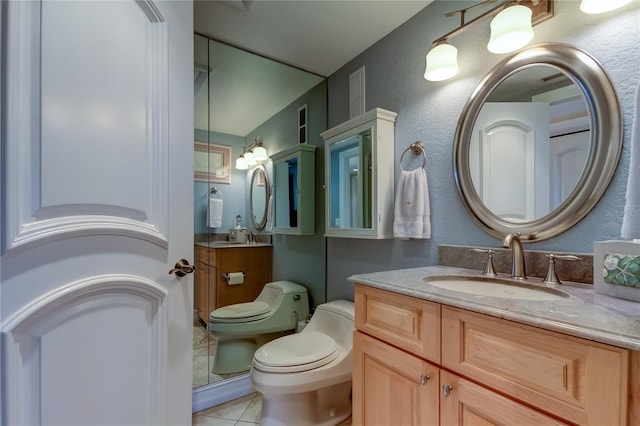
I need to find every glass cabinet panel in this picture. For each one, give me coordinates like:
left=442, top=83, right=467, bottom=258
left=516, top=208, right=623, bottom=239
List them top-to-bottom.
left=322, top=108, right=397, bottom=239
left=328, top=128, right=373, bottom=230
left=270, top=144, right=317, bottom=235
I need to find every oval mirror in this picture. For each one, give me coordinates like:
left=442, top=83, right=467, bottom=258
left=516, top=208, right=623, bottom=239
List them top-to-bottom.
left=454, top=43, right=622, bottom=242
left=250, top=164, right=270, bottom=231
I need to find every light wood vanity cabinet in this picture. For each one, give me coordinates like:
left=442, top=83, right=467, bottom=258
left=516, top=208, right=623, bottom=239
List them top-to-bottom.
left=194, top=244, right=272, bottom=323
left=353, top=284, right=636, bottom=426
left=353, top=331, right=440, bottom=426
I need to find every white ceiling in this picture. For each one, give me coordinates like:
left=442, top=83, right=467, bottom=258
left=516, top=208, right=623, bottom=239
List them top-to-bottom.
left=193, top=0, right=432, bottom=137
left=194, top=0, right=432, bottom=77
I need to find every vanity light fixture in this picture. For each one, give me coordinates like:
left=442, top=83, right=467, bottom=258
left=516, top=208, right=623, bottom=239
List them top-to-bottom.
left=424, top=0, right=554, bottom=82
left=579, top=0, right=633, bottom=14
left=487, top=5, right=534, bottom=53
left=424, top=43, right=459, bottom=82
left=235, top=137, right=268, bottom=170
left=252, top=141, right=268, bottom=161
left=243, top=150, right=257, bottom=166
left=235, top=152, right=248, bottom=170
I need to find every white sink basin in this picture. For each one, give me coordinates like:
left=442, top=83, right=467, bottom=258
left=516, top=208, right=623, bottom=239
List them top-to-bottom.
left=423, top=276, right=568, bottom=301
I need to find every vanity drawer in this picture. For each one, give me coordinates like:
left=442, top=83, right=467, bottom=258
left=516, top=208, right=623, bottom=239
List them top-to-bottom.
left=354, top=284, right=440, bottom=363
left=441, top=306, right=630, bottom=425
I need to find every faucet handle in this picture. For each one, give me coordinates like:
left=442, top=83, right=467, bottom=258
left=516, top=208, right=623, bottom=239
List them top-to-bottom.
left=470, top=248, right=497, bottom=277
left=543, top=254, right=582, bottom=285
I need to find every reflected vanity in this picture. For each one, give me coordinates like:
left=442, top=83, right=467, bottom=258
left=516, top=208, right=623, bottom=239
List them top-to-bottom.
left=454, top=43, right=622, bottom=241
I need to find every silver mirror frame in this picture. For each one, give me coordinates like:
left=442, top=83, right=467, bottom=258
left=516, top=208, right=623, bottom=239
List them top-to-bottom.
left=453, top=43, right=622, bottom=242
left=250, top=164, right=270, bottom=231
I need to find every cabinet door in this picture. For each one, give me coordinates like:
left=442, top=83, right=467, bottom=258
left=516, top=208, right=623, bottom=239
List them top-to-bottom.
left=321, top=108, right=397, bottom=239
left=270, top=144, right=316, bottom=235
left=215, top=246, right=272, bottom=308
left=194, top=262, right=215, bottom=322
left=355, top=285, right=440, bottom=363
left=442, top=306, right=629, bottom=425
left=353, top=332, right=439, bottom=426
left=440, top=370, right=569, bottom=425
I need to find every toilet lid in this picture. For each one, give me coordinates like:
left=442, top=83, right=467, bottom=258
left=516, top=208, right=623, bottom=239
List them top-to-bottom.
left=209, top=301, right=271, bottom=323
left=253, top=332, right=340, bottom=373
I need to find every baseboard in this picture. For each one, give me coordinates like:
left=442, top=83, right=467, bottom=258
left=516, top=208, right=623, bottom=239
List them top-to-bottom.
left=192, top=373, right=255, bottom=413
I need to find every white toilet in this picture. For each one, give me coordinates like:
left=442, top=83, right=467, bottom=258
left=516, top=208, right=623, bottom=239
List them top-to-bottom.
left=208, top=281, right=309, bottom=375
left=250, top=300, right=354, bottom=426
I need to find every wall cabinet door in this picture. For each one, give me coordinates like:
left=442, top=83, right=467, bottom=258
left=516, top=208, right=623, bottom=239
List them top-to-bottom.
left=321, top=108, right=397, bottom=239
left=270, top=144, right=316, bottom=235
left=353, top=331, right=439, bottom=426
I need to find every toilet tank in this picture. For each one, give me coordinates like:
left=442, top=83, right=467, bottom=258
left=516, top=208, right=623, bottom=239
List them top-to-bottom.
left=257, top=281, right=310, bottom=328
left=305, top=300, right=354, bottom=348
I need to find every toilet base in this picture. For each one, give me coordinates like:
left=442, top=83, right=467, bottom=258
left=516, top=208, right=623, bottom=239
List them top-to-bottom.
left=212, top=331, right=289, bottom=375
left=259, top=381, right=352, bottom=426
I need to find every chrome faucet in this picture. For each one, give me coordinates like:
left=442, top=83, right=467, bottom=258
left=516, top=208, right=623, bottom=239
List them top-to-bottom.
left=238, top=227, right=255, bottom=244
left=501, top=233, right=526, bottom=280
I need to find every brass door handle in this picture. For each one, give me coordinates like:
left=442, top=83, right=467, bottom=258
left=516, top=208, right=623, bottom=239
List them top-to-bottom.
left=169, top=259, right=196, bottom=277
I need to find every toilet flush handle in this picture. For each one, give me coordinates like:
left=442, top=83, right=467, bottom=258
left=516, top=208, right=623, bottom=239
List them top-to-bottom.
left=293, top=294, right=301, bottom=301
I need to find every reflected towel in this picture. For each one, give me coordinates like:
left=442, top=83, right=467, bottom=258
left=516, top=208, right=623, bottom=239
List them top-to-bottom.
left=622, top=81, right=640, bottom=239
left=393, top=168, right=431, bottom=239
left=265, top=194, right=274, bottom=232
left=206, top=198, right=223, bottom=228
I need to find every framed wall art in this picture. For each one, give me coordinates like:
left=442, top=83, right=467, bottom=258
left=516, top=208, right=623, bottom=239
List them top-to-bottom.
left=194, top=142, right=230, bottom=184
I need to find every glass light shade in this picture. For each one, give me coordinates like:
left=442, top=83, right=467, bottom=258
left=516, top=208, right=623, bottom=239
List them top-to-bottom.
left=580, top=0, right=632, bottom=13
left=487, top=5, right=534, bottom=54
left=424, top=43, right=459, bottom=82
left=252, top=145, right=268, bottom=161
left=243, top=151, right=257, bottom=166
left=235, top=156, right=248, bottom=170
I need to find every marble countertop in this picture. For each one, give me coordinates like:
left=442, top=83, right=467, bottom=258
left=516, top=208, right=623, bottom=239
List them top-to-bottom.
left=195, top=241, right=272, bottom=248
left=348, top=265, right=640, bottom=351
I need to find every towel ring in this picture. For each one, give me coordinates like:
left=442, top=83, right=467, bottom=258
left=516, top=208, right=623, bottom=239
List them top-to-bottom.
left=400, top=141, right=426, bottom=171
left=208, top=187, right=222, bottom=199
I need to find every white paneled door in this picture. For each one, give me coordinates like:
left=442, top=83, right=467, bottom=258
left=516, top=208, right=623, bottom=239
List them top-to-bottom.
left=1, top=1, right=194, bottom=425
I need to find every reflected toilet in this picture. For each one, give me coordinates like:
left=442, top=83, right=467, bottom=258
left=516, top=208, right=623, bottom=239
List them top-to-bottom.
left=208, top=281, right=309, bottom=375
left=250, top=300, right=354, bottom=426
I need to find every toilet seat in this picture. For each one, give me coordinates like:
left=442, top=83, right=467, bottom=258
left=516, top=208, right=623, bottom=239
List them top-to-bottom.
left=209, top=301, right=272, bottom=323
left=253, top=332, right=341, bottom=373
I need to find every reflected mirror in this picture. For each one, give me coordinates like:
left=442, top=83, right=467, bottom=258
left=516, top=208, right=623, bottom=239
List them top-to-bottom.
left=454, top=43, right=622, bottom=241
left=469, top=66, right=590, bottom=222
left=328, top=129, right=373, bottom=229
left=250, top=165, right=270, bottom=231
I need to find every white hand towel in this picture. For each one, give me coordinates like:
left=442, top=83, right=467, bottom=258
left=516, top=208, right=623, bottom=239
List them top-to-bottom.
left=622, top=81, right=640, bottom=239
left=393, top=168, right=431, bottom=239
left=206, top=198, right=223, bottom=228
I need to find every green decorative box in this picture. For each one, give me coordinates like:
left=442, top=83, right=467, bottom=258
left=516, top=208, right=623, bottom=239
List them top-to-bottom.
left=594, top=240, right=640, bottom=302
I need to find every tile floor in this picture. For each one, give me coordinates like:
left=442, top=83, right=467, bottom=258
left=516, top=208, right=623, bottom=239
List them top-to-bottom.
left=192, top=392, right=353, bottom=426
left=192, top=393, right=262, bottom=426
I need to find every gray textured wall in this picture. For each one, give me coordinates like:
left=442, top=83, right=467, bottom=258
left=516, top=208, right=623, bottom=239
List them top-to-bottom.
left=326, top=0, right=640, bottom=301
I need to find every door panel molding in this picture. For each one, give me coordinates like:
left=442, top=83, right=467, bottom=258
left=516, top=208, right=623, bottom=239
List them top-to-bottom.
left=2, top=0, right=169, bottom=253
left=1, top=274, right=168, bottom=425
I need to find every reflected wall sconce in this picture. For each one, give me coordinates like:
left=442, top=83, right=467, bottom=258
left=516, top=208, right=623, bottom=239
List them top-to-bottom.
left=424, top=0, right=554, bottom=82
left=579, top=0, right=633, bottom=14
left=235, top=137, right=268, bottom=170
